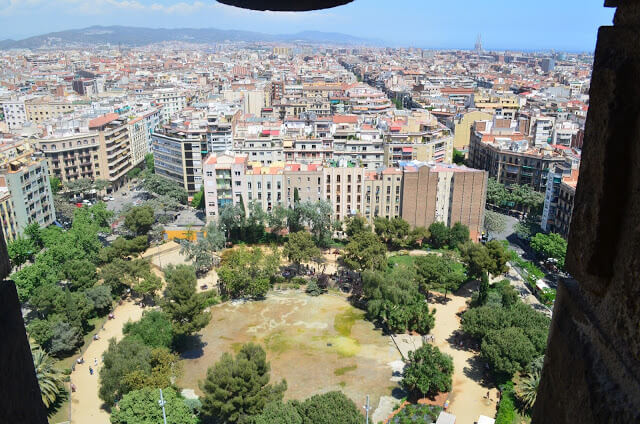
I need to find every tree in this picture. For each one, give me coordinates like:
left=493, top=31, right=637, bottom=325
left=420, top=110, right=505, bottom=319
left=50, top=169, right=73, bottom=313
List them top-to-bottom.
left=453, top=148, right=465, bottom=165
left=145, top=153, right=155, bottom=173
left=141, top=173, right=187, bottom=204
left=49, top=176, right=62, bottom=195
left=486, top=178, right=509, bottom=207
left=191, top=187, right=204, bottom=210
left=293, top=200, right=333, bottom=247
left=218, top=203, right=246, bottom=239
left=124, top=205, right=155, bottom=236
left=267, top=205, right=289, bottom=235
left=484, top=210, right=507, bottom=234
left=345, top=216, right=369, bottom=237
left=24, top=222, right=44, bottom=249
left=179, top=222, right=225, bottom=274
left=428, top=222, right=450, bottom=249
left=448, top=222, right=470, bottom=248
left=284, top=231, right=321, bottom=273
left=341, top=231, right=387, bottom=272
left=530, top=232, right=567, bottom=268
left=8, top=236, right=35, bottom=268
left=485, top=240, right=510, bottom=276
left=459, top=242, right=494, bottom=279
left=217, top=246, right=280, bottom=299
left=415, top=254, right=466, bottom=300
left=63, top=259, right=98, bottom=291
left=161, top=264, right=211, bottom=338
left=362, top=267, right=435, bottom=334
left=135, top=272, right=162, bottom=301
left=478, top=272, right=489, bottom=305
left=305, top=279, right=323, bottom=296
left=85, top=285, right=113, bottom=315
left=123, top=310, right=174, bottom=349
left=28, top=319, right=56, bottom=350
left=49, top=321, right=82, bottom=357
left=481, top=327, right=538, bottom=377
left=99, top=337, right=152, bottom=406
left=200, top=343, right=286, bottom=423
left=402, top=344, right=454, bottom=398
left=31, top=345, right=64, bottom=408
left=515, top=368, right=541, bottom=411
left=110, top=387, right=197, bottom=424
left=295, top=391, right=364, bottom=424
left=252, top=401, right=303, bottom=424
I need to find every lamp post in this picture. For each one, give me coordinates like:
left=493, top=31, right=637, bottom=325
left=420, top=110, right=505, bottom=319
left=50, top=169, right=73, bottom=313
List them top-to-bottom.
left=158, top=388, right=168, bottom=424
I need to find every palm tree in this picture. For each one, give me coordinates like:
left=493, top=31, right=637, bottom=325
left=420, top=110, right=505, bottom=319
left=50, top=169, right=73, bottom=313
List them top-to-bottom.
left=32, top=346, right=64, bottom=408
left=515, top=369, right=541, bottom=410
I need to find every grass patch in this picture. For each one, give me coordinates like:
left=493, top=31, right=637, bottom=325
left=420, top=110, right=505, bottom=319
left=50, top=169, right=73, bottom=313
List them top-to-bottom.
left=388, top=255, right=415, bottom=268
left=334, top=308, right=365, bottom=338
left=263, top=329, right=292, bottom=354
left=329, top=336, right=360, bottom=357
left=230, top=342, right=244, bottom=354
left=334, top=364, right=358, bottom=376
left=338, top=381, right=347, bottom=388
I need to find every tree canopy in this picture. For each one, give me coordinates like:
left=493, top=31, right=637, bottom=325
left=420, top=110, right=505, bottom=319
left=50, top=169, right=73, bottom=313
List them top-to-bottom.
left=124, top=205, right=155, bottom=236
left=283, top=231, right=321, bottom=272
left=341, top=231, right=387, bottom=272
left=530, top=232, right=567, bottom=268
left=217, top=246, right=280, bottom=299
left=415, top=253, right=466, bottom=299
left=161, top=264, right=211, bottom=338
left=199, top=343, right=286, bottom=423
left=402, top=344, right=454, bottom=398
left=110, top=387, right=197, bottom=424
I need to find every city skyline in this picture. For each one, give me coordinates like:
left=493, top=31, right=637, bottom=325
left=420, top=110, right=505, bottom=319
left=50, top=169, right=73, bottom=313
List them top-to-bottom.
left=1, top=0, right=614, bottom=52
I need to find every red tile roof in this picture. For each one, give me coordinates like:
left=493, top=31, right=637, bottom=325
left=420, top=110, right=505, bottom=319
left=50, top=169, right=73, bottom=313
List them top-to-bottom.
left=89, top=113, right=119, bottom=129
left=333, top=115, right=358, bottom=124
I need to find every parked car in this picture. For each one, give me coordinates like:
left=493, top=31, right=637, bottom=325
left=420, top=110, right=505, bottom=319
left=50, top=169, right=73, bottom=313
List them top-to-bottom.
left=102, top=196, right=114, bottom=201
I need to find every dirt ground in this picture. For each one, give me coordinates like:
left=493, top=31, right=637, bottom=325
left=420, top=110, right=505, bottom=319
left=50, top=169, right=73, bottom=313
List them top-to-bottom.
left=429, top=282, right=499, bottom=423
left=177, top=291, right=402, bottom=416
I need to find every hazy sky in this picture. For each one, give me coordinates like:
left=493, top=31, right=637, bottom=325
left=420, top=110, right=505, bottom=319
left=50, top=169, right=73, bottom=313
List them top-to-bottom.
left=0, top=0, right=614, bottom=51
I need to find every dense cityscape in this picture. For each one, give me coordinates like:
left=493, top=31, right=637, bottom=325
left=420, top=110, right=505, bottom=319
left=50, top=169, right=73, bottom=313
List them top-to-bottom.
left=0, top=5, right=597, bottom=424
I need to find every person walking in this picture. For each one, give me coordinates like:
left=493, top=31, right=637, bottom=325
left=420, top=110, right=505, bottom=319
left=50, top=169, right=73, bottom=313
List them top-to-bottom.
left=94, top=358, right=98, bottom=367
left=89, top=367, right=94, bottom=376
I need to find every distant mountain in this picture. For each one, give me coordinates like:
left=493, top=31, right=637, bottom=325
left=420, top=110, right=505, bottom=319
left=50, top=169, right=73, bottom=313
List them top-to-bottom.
left=0, top=25, right=378, bottom=50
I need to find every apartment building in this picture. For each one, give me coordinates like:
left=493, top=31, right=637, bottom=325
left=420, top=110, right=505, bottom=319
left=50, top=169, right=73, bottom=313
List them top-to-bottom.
left=154, top=89, right=187, bottom=123
left=473, top=91, right=520, bottom=119
left=24, top=98, right=74, bottom=124
left=1, top=99, right=27, bottom=129
left=452, top=110, right=493, bottom=150
left=91, top=114, right=133, bottom=190
left=128, top=117, right=149, bottom=167
left=468, top=120, right=566, bottom=192
left=36, top=127, right=102, bottom=183
left=0, top=145, right=55, bottom=234
left=202, top=153, right=487, bottom=241
left=401, top=162, right=487, bottom=241
left=541, top=162, right=579, bottom=238
left=0, top=187, right=19, bottom=242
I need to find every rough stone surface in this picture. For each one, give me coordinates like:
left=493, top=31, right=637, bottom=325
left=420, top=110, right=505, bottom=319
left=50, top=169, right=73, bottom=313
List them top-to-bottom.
left=532, top=19, right=640, bottom=424
left=0, top=282, right=48, bottom=424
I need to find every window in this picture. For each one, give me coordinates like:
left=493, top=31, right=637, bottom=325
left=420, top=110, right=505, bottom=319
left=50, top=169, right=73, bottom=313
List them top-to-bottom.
left=206, top=171, right=213, bottom=177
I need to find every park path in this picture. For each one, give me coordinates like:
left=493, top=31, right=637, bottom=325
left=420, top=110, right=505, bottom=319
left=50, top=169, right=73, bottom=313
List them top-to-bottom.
left=70, top=300, right=143, bottom=424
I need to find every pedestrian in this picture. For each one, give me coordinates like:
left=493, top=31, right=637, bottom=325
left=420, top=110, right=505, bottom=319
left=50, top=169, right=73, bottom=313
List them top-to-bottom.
left=94, top=358, right=98, bottom=366
left=89, top=367, right=94, bottom=375
left=71, top=383, right=76, bottom=393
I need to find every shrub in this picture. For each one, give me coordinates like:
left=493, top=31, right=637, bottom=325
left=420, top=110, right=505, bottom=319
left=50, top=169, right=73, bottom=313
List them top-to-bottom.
left=495, top=381, right=517, bottom=424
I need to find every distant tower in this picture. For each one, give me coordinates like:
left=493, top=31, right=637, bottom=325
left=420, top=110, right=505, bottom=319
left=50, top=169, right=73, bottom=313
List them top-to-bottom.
left=475, top=34, right=483, bottom=53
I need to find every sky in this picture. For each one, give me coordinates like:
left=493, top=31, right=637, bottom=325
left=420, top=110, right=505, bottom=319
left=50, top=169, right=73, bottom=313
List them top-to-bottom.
left=0, top=0, right=614, bottom=52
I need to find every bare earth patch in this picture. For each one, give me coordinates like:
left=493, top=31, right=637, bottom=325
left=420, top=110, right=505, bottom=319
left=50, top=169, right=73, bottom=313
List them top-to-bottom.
left=177, top=291, right=402, bottom=413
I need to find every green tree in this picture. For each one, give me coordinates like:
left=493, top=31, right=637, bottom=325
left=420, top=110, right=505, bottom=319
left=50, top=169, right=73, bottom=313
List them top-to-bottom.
left=452, top=148, right=465, bottom=165
left=145, top=153, right=155, bottom=172
left=142, top=173, right=187, bottom=204
left=49, top=176, right=62, bottom=195
left=486, top=178, right=509, bottom=207
left=191, top=187, right=205, bottom=209
left=124, top=205, right=155, bottom=236
left=267, top=205, right=289, bottom=235
left=484, top=210, right=507, bottom=234
left=345, top=216, right=369, bottom=237
left=24, top=222, right=44, bottom=249
left=428, top=222, right=450, bottom=249
left=448, top=222, right=470, bottom=248
left=284, top=231, right=321, bottom=273
left=341, top=231, right=387, bottom=272
left=530, top=232, right=567, bottom=268
left=8, top=236, right=35, bottom=268
left=485, top=240, right=510, bottom=276
left=459, top=242, right=494, bottom=279
left=217, top=246, right=280, bottom=299
left=415, top=253, right=466, bottom=300
left=63, top=259, right=98, bottom=291
left=161, top=264, right=211, bottom=338
left=363, top=267, right=435, bottom=334
left=135, top=272, right=162, bottom=301
left=478, top=272, right=489, bottom=305
left=305, top=279, right=323, bottom=296
left=85, top=285, right=113, bottom=315
left=123, top=310, right=174, bottom=349
left=28, top=319, right=56, bottom=349
left=49, top=321, right=82, bottom=357
left=481, top=327, right=538, bottom=377
left=99, top=337, right=153, bottom=406
left=199, top=343, right=286, bottom=423
left=402, top=344, right=454, bottom=398
left=31, top=345, right=64, bottom=408
left=515, top=368, right=541, bottom=411
left=110, top=387, right=197, bottom=424
left=295, top=391, right=364, bottom=424
left=252, top=401, right=303, bottom=424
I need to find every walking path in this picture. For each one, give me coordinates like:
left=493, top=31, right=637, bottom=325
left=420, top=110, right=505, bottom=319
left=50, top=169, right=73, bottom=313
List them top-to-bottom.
left=429, top=285, right=499, bottom=423
left=69, top=300, right=144, bottom=424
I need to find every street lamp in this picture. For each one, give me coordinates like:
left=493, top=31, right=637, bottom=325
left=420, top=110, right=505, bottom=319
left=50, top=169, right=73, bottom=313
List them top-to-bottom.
left=158, top=388, right=168, bottom=424
left=363, top=394, right=370, bottom=424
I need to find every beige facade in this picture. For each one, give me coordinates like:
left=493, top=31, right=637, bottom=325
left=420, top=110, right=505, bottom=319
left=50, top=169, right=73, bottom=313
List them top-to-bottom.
left=24, top=99, right=74, bottom=124
left=453, top=110, right=493, bottom=150
left=91, top=114, right=133, bottom=189
left=128, top=117, right=148, bottom=167
left=36, top=131, right=101, bottom=183
left=0, top=187, right=18, bottom=242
